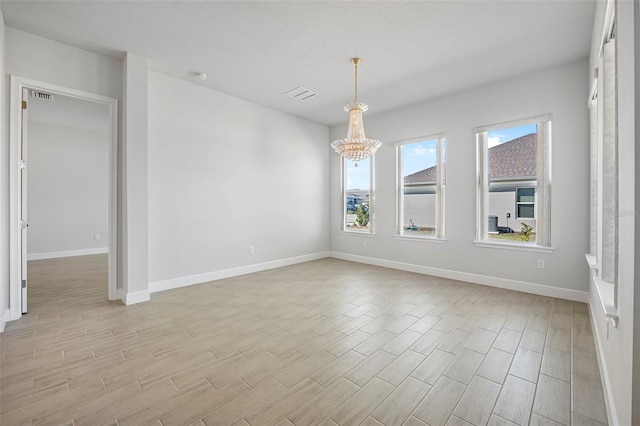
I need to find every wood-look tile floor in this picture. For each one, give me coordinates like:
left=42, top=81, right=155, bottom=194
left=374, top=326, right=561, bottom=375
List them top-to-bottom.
left=1, top=255, right=608, bottom=426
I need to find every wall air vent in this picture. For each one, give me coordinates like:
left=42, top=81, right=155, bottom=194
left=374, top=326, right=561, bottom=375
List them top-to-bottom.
left=285, top=86, right=318, bottom=101
left=31, top=91, right=53, bottom=101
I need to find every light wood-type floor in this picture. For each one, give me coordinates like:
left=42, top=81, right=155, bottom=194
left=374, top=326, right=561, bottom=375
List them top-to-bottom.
left=1, top=255, right=608, bottom=426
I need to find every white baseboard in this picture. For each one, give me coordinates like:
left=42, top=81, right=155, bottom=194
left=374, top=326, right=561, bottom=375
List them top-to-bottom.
left=27, top=247, right=108, bottom=261
left=150, top=251, right=331, bottom=294
left=330, top=251, right=589, bottom=303
left=588, top=279, right=619, bottom=426
left=117, top=288, right=151, bottom=305
left=0, top=308, right=14, bottom=333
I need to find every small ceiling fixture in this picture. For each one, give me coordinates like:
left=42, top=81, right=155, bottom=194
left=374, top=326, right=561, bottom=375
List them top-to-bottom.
left=331, top=58, right=381, bottom=162
left=197, top=73, right=207, bottom=81
left=285, top=86, right=318, bottom=101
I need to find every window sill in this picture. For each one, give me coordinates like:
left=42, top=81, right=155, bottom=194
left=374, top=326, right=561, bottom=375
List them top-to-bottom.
left=338, top=230, right=376, bottom=237
left=393, top=235, right=447, bottom=244
left=473, top=240, right=555, bottom=253
left=585, top=253, right=598, bottom=273
left=585, top=254, right=618, bottom=328
left=592, top=276, right=618, bottom=328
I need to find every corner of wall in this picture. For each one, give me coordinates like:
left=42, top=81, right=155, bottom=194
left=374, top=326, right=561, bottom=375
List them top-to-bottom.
left=632, top=1, right=640, bottom=423
left=0, top=9, right=9, bottom=324
left=120, top=52, right=149, bottom=297
left=150, top=251, right=331, bottom=294
left=331, top=251, right=589, bottom=302
left=117, top=287, right=150, bottom=305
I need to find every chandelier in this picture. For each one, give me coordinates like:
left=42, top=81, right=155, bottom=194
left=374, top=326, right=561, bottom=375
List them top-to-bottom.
left=331, top=58, right=381, bottom=162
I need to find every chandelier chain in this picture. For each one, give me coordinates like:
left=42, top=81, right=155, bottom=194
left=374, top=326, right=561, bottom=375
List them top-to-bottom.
left=352, top=57, right=360, bottom=104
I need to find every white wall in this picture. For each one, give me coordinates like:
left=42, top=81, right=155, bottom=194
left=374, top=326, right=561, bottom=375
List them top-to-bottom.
left=587, top=1, right=639, bottom=424
left=634, top=1, right=640, bottom=420
left=0, top=12, right=8, bottom=330
left=2, top=27, right=121, bottom=317
left=5, top=28, right=122, bottom=99
left=120, top=52, right=149, bottom=301
left=331, top=59, right=590, bottom=297
left=147, top=71, right=330, bottom=286
left=26, top=121, right=108, bottom=257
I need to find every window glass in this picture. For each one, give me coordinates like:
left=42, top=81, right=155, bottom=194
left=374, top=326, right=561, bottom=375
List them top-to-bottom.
left=479, top=121, right=547, bottom=244
left=397, top=135, right=445, bottom=239
left=402, top=140, right=438, bottom=236
left=344, top=156, right=372, bottom=232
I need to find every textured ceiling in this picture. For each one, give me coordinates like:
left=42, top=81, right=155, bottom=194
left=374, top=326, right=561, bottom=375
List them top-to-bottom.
left=1, top=1, right=596, bottom=126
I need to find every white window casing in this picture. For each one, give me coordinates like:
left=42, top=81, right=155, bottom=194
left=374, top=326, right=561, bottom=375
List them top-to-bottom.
left=586, top=0, right=618, bottom=328
left=601, top=38, right=618, bottom=288
left=475, top=114, right=552, bottom=249
left=535, top=120, right=552, bottom=248
left=476, top=131, right=489, bottom=242
left=395, top=134, right=446, bottom=240
left=341, top=156, right=375, bottom=234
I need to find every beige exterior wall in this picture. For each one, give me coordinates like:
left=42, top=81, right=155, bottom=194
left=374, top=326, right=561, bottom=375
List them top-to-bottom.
left=403, top=191, right=536, bottom=233
left=488, top=192, right=536, bottom=232
left=403, top=194, right=436, bottom=229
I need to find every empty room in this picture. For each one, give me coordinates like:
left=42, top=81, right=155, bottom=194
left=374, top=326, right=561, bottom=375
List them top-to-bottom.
left=0, top=1, right=638, bottom=425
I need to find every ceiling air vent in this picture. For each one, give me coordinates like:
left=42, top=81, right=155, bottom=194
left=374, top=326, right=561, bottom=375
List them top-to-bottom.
left=285, top=86, right=317, bottom=101
left=31, top=91, right=53, bottom=101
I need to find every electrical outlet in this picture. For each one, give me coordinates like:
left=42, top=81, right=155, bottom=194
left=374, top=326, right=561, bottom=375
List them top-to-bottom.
left=94, top=234, right=100, bottom=241
left=362, top=240, right=367, bottom=248
left=249, top=246, right=254, bottom=254
left=537, top=259, right=545, bottom=269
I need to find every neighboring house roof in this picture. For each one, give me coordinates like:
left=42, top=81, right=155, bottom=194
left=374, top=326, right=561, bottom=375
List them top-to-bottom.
left=404, top=133, right=536, bottom=184
left=487, top=133, right=537, bottom=180
left=404, top=162, right=438, bottom=184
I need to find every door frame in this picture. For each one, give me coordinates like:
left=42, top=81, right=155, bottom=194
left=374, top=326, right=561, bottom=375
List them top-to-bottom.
left=9, top=75, right=118, bottom=321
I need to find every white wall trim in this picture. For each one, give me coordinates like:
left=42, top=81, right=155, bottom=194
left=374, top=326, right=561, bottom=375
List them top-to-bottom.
left=9, top=75, right=119, bottom=322
left=473, top=241, right=556, bottom=254
left=27, top=247, right=108, bottom=261
left=150, top=251, right=331, bottom=294
left=330, top=251, right=589, bottom=303
left=588, top=283, right=619, bottom=426
left=117, top=288, right=150, bottom=305
left=0, top=308, right=13, bottom=333
left=0, top=309, right=7, bottom=333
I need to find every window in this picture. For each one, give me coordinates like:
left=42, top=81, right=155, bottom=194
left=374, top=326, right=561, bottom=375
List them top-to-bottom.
left=587, top=0, right=618, bottom=315
left=476, top=116, right=551, bottom=248
left=396, top=135, right=446, bottom=239
left=342, top=156, right=374, bottom=233
left=516, top=187, right=535, bottom=219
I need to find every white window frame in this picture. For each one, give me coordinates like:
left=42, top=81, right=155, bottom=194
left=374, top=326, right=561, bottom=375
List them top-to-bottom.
left=586, top=0, right=618, bottom=328
left=475, top=115, right=553, bottom=252
left=395, top=134, right=446, bottom=241
left=341, top=155, right=375, bottom=234
left=515, top=187, right=536, bottom=219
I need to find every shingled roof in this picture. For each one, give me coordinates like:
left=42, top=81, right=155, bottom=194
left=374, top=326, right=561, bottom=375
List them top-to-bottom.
left=404, top=133, right=536, bottom=184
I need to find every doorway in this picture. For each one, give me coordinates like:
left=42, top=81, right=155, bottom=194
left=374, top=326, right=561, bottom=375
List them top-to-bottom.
left=9, top=76, right=118, bottom=320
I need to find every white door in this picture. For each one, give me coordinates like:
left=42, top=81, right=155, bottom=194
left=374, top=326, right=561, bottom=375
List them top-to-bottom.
left=20, top=87, right=28, bottom=313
